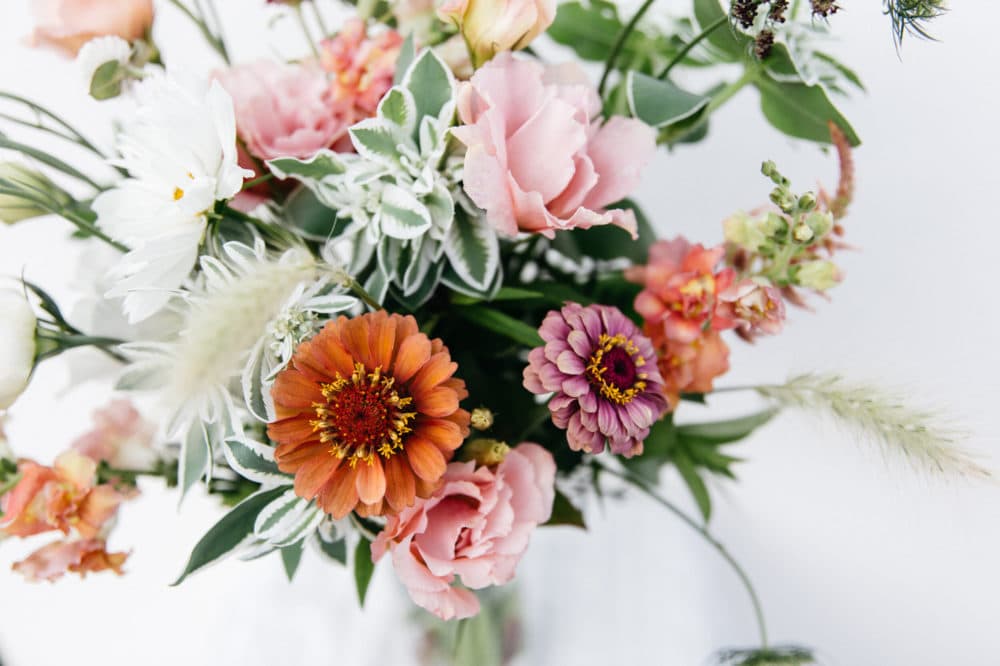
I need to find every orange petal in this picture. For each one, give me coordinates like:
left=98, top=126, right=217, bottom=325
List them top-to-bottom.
left=370, top=311, right=397, bottom=370
left=395, top=314, right=419, bottom=340
left=341, top=315, right=374, bottom=369
left=314, top=329, right=356, bottom=378
left=393, top=333, right=431, bottom=383
left=408, top=352, right=457, bottom=396
left=271, top=370, right=321, bottom=411
left=415, top=386, right=460, bottom=418
left=443, top=409, right=472, bottom=437
left=268, top=416, right=318, bottom=446
left=415, top=418, right=464, bottom=451
left=405, top=436, right=447, bottom=482
left=274, top=440, right=324, bottom=471
left=384, top=453, right=416, bottom=512
left=293, top=454, right=340, bottom=500
left=355, top=458, right=387, bottom=505
left=319, top=465, right=359, bottom=520
left=414, top=474, right=440, bottom=499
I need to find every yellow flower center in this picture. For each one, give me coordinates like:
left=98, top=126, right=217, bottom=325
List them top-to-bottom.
left=585, top=334, right=648, bottom=405
left=311, top=363, right=416, bottom=467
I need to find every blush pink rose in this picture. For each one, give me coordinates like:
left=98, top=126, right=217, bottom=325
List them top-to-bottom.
left=31, top=0, right=154, bottom=56
left=451, top=53, right=656, bottom=240
left=216, top=61, right=351, bottom=162
left=372, top=443, right=556, bottom=620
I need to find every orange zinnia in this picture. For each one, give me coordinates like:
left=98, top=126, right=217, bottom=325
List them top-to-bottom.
left=267, top=311, right=471, bottom=519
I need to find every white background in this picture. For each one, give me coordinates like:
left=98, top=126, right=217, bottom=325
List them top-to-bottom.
left=1, top=1, right=998, bottom=665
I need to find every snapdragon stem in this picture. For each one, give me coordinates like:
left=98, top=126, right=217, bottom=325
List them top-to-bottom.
left=598, top=0, right=659, bottom=97
left=657, top=14, right=729, bottom=80
left=597, top=462, right=770, bottom=650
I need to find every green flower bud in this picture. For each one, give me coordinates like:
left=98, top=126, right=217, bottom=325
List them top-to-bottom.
left=0, top=163, right=68, bottom=224
left=798, top=192, right=817, bottom=211
left=804, top=211, right=833, bottom=238
left=723, top=212, right=768, bottom=251
left=792, top=223, right=814, bottom=243
left=795, top=260, right=839, bottom=290
left=470, top=407, right=494, bottom=431
left=457, top=438, right=510, bottom=466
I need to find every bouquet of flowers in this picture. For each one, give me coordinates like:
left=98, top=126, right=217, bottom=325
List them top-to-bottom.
left=0, top=0, right=978, bottom=663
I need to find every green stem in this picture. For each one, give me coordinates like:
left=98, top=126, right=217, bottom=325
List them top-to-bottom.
left=166, top=0, right=230, bottom=63
left=202, top=0, right=230, bottom=58
left=598, top=0, right=659, bottom=97
left=310, top=1, right=330, bottom=38
left=294, top=4, right=322, bottom=60
left=657, top=14, right=729, bottom=80
left=705, top=68, right=758, bottom=115
left=0, top=91, right=105, bottom=157
left=241, top=173, right=274, bottom=191
left=54, top=205, right=129, bottom=253
left=345, top=276, right=382, bottom=311
left=35, top=332, right=128, bottom=363
left=599, top=462, right=770, bottom=650
left=0, top=474, right=22, bottom=497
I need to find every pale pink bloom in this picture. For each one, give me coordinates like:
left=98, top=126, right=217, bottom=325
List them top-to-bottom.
left=31, top=0, right=154, bottom=56
left=438, top=0, right=556, bottom=65
left=320, top=19, right=403, bottom=122
left=452, top=53, right=656, bottom=240
left=216, top=61, right=351, bottom=162
left=626, top=237, right=737, bottom=344
left=717, top=279, right=786, bottom=336
left=72, top=399, right=156, bottom=470
left=372, top=443, right=556, bottom=620
left=0, top=450, right=122, bottom=539
left=12, top=538, right=127, bottom=582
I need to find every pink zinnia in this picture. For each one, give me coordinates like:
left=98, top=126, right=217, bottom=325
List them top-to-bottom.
left=523, top=303, right=669, bottom=457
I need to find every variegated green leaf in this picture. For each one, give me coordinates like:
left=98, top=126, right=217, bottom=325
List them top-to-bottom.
left=403, top=49, right=455, bottom=126
left=377, top=87, right=418, bottom=136
left=349, top=118, right=410, bottom=166
left=268, top=150, right=346, bottom=183
left=379, top=184, right=432, bottom=239
left=444, top=208, right=500, bottom=292
left=241, top=337, right=269, bottom=423
left=179, top=421, right=211, bottom=503
left=222, top=438, right=290, bottom=485
left=254, top=489, right=304, bottom=539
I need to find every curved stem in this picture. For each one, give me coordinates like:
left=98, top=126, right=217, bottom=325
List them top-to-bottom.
left=166, top=0, right=230, bottom=63
left=598, top=0, right=659, bottom=97
left=294, top=5, right=321, bottom=60
left=657, top=14, right=729, bottom=80
left=0, top=92, right=105, bottom=157
left=598, top=462, right=769, bottom=649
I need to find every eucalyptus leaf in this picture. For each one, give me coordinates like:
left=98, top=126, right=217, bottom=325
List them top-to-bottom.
left=627, top=71, right=709, bottom=128
left=755, top=75, right=861, bottom=146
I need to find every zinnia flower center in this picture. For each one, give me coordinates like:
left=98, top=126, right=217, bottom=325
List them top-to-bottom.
left=585, top=334, right=648, bottom=405
left=312, top=363, right=416, bottom=467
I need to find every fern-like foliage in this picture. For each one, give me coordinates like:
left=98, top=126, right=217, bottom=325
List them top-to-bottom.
left=884, top=0, right=948, bottom=45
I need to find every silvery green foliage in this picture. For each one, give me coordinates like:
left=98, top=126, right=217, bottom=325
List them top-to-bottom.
left=268, top=49, right=501, bottom=307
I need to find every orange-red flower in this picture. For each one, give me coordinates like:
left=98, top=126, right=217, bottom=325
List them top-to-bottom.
left=267, top=311, right=471, bottom=519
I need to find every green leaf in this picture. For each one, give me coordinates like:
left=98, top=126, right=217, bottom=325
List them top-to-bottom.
left=548, top=0, right=625, bottom=61
left=693, top=0, right=747, bottom=61
left=393, top=33, right=415, bottom=85
left=403, top=49, right=454, bottom=124
left=89, top=60, right=124, bottom=101
left=626, top=72, right=710, bottom=128
left=755, top=75, right=862, bottom=147
left=377, top=87, right=418, bottom=136
left=349, top=118, right=407, bottom=166
left=268, top=150, right=345, bottom=183
left=379, top=184, right=432, bottom=239
left=280, top=186, right=338, bottom=240
left=444, top=207, right=500, bottom=292
left=456, top=307, right=543, bottom=348
left=676, top=408, right=778, bottom=445
left=622, top=416, right=677, bottom=482
left=179, top=422, right=211, bottom=502
left=222, top=438, right=290, bottom=485
left=674, top=451, right=712, bottom=522
left=172, top=486, right=285, bottom=585
left=544, top=489, right=586, bottom=529
left=317, top=536, right=347, bottom=565
left=354, top=537, right=376, bottom=607
left=280, top=541, right=305, bottom=581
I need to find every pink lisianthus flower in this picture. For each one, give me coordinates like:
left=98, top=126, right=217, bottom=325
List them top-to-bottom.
left=31, top=0, right=154, bottom=55
left=320, top=19, right=403, bottom=121
left=451, top=53, right=656, bottom=240
left=216, top=61, right=351, bottom=162
left=625, top=237, right=737, bottom=344
left=717, top=279, right=786, bottom=337
left=523, top=303, right=669, bottom=457
left=647, top=327, right=731, bottom=407
left=372, top=443, right=555, bottom=621
left=0, top=450, right=122, bottom=539
left=12, top=538, right=128, bottom=582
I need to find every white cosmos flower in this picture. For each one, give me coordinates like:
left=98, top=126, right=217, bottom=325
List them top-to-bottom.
left=94, top=74, right=252, bottom=323
left=116, top=240, right=349, bottom=441
left=0, top=290, right=37, bottom=410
